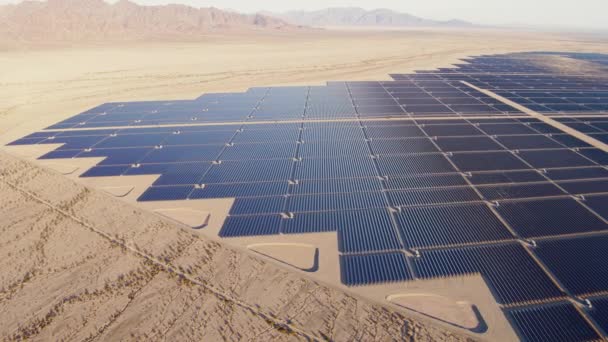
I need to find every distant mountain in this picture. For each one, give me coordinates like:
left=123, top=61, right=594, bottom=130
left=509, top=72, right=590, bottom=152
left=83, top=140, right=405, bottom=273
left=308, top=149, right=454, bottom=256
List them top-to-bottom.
left=0, top=0, right=297, bottom=42
left=268, top=7, right=474, bottom=28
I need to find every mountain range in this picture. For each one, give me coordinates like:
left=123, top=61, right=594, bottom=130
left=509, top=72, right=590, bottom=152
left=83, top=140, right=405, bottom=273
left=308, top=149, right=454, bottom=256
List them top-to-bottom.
left=0, top=0, right=296, bottom=41
left=0, top=1, right=475, bottom=43
left=268, top=7, right=474, bottom=28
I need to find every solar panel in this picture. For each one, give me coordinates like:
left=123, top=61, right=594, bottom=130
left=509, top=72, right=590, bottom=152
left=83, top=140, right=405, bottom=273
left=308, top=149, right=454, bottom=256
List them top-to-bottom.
left=478, top=123, right=537, bottom=135
left=421, top=124, right=483, bottom=137
left=364, top=125, right=426, bottom=139
left=496, top=135, right=564, bottom=150
left=435, top=136, right=504, bottom=152
left=370, top=138, right=439, bottom=155
left=299, top=140, right=370, bottom=158
left=142, top=145, right=224, bottom=163
left=579, top=148, right=608, bottom=165
left=518, top=149, right=596, bottom=169
left=450, top=152, right=530, bottom=172
left=377, top=154, right=456, bottom=175
left=294, top=157, right=378, bottom=180
left=202, top=159, right=293, bottom=183
left=152, top=163, right=211, bottom=186
left=545, top=167, right=608, bottom=181
left=467, top=170, right=546, bottom=185
left=384, top=174, right=468, bottom=190
left=290, top=177, right=383, bottom=195
left=558, top=180, right=608, bottom=195
left=190, top=182, right=288, bottom=199
left=476, top=183, right=566, bottom=201
left=138, top=185, right=194, bottom=201
left=388, top=187, right=481, bottom=207
left=288, top=192, right=386, bottom=213
left=495, top=198, right=608, bottom=238
left=396, top=203, right=513, bottom=248
left=288, top=208, right=403, bottom=253
left=219, top=215, right=282, bottom=237
left=535, top=235, right=608, bottom=296
left=413, top=243, right=564, bottom=304
left=340, top=252, right=413, bottom=286
left=588, top=297, right=608, bottom=334
left=507, top=302, right=600, bottom=342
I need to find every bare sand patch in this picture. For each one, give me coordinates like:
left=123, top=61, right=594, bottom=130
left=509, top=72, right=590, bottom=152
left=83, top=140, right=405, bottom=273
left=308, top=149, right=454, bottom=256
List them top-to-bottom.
left=101, top=185, right=135, bottom=198
left=154, top=208, right=211, bottom=229
left=248, top=243, right=318, bottom=272
left=387, top=293, right=478, bottom=330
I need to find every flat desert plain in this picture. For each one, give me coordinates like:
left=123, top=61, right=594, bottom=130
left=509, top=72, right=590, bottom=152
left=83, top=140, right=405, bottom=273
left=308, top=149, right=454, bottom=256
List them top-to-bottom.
left=2, top=28, right=608, bottom=341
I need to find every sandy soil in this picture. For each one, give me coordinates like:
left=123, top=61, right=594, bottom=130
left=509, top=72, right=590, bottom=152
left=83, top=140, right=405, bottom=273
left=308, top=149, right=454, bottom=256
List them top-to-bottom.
left=2, top=28, right=608, bottom=340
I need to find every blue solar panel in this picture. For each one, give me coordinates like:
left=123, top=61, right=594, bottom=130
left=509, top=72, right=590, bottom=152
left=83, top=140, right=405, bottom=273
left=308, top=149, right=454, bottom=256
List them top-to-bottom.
left=421, top=124, right=483, bottom=137
left=478, top=124, right=537, bottom=135
left=364, top=125, right=425, bottom=139
left=496, top=135, right=564, bottom=150
left=435, top=136, right=504, bottom=152
left=369, top=138, right=439, bottom=155
left=299, top=140, right=370, bottom=158
left=221, top=143, right=297, bottom=160
left=141, top=145, right=224, bottom=163
left=80, top=147, right=151, bottom=166
left=579, top=148, right=608, bottom=165
left=39, top=149, right=83, bottom=159
left=519, top=149, right=596, bottom=169
left=450, top=152, right=530, bottom=172
left=377, top=154, right=456, bottom=175
left=294, top=157, right=378, bottom=180
left=202, top=159, right=293, bottom=183
left=152, top=163, right=212, bottom=186
left=80, top=165, right=128, bottom=177
left=545, top=167, right=608, bottom=181
left=468, top=170, right=546, bottom=185
left=384, top=174, right=468, bottom=190
left=290, top=177, right=383, bottom=194
left=558, top=179, right=608, bottom=195
left=190, top=182, right=288, bottom=199
left=476, top=183, right=566, bottom=200
left=138, top=185, right=194, bottom=201
left=388, top=187, right=481, bottom=207
left=288, top=191, right=386, bottom=212
left=229, top=196, right=286, bottom=215
left=495, top=198, right=608, bottom=238
left=396, top=203, right=513, bottom=248
left=219, top=215, right=282, bottom=237
left=535, top=235, right=608, bottom=297
left=413, top=243, right=564, bottom=304
left=340, top=252, right=413, bottom=286
left=588, top=296, right=608, bottom=335
left=507, top=302, right=600, bottom=342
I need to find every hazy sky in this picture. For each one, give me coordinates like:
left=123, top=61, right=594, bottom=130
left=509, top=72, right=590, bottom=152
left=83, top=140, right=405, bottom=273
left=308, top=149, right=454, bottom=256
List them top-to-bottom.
left=2, top=0, right=608, bottom=30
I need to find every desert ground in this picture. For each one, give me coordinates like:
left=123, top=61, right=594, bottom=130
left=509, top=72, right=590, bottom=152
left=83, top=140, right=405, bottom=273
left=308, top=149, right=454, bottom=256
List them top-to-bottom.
left=2, top=28, right=608, bottom=341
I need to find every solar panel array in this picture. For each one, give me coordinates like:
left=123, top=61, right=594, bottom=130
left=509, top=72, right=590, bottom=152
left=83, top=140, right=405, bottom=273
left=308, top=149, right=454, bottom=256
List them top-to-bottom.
left=7, top=52, right=608, bottom=340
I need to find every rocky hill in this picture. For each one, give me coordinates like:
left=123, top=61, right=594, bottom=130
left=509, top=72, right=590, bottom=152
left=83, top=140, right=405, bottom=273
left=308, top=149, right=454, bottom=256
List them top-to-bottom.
left=0, top=0, right=297, bottom=42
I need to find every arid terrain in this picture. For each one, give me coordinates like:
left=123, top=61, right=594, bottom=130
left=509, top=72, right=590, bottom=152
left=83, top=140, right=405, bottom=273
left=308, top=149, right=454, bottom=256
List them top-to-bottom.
left=2, top=24, right=608, bottom=341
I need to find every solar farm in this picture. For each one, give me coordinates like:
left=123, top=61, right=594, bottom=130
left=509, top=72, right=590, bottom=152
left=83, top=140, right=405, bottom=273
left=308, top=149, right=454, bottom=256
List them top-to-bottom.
left=7, top=52, right=608, bottom=341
